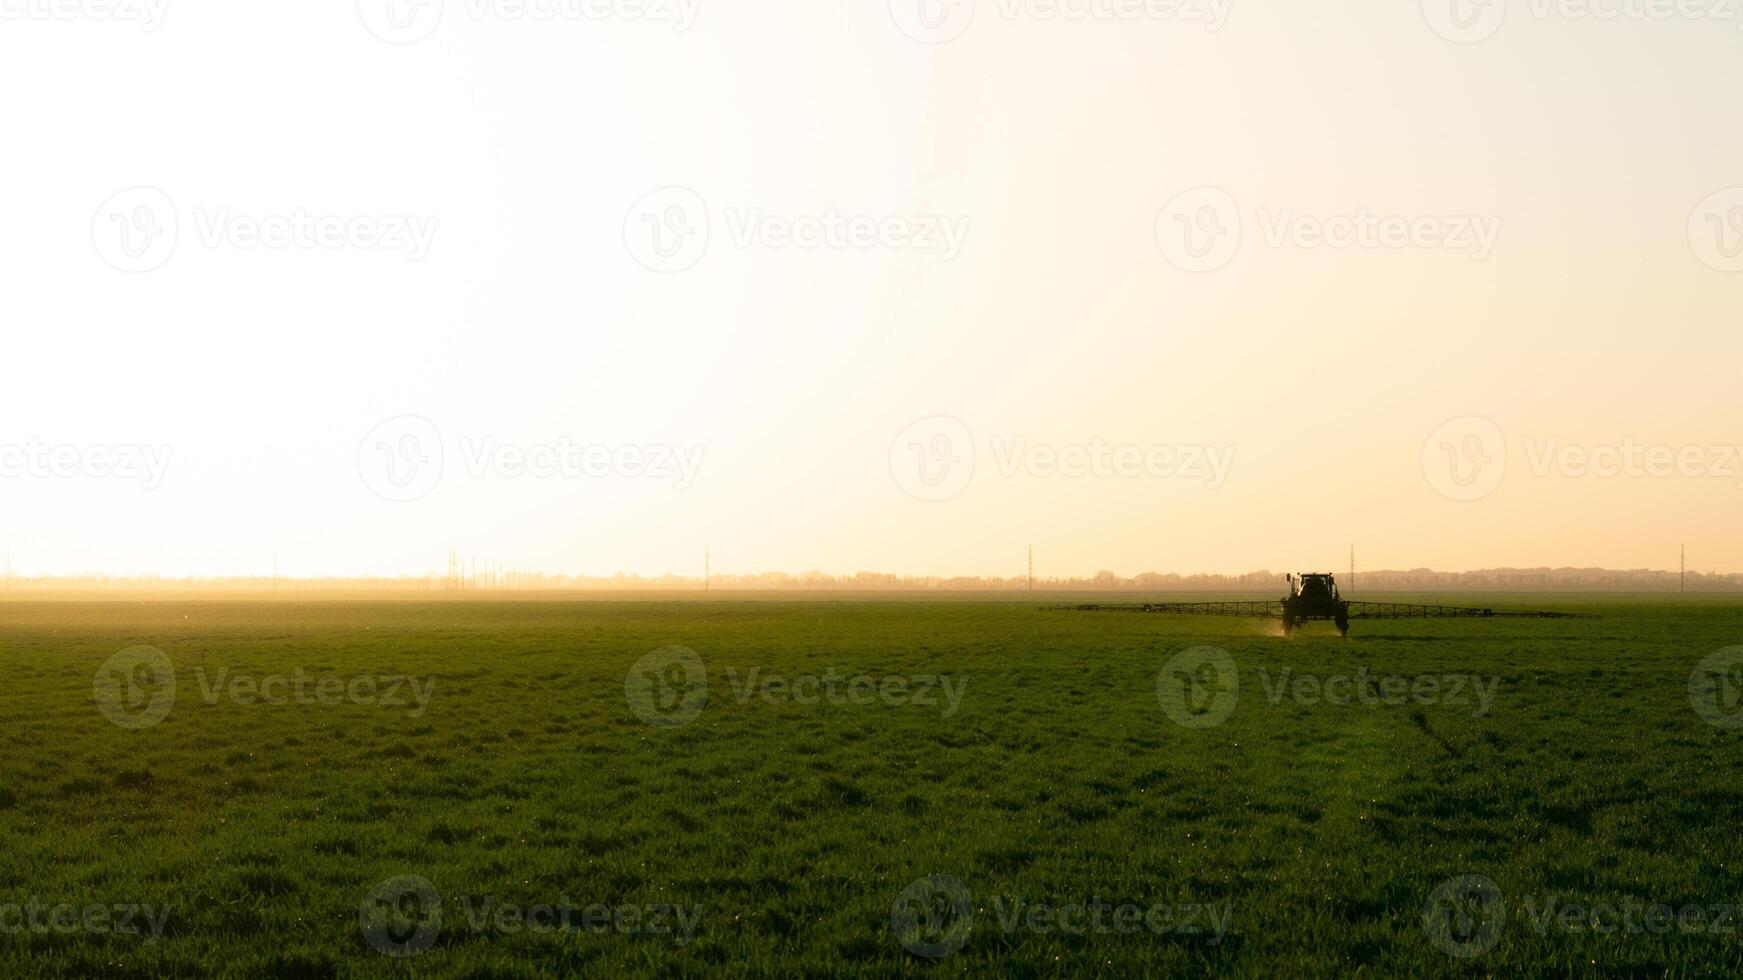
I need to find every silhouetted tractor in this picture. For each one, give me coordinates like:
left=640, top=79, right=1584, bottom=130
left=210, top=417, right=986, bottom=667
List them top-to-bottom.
left=1067, top=571, right=1583, bottom=637
left=1282, top=573, right=1349, bottom=638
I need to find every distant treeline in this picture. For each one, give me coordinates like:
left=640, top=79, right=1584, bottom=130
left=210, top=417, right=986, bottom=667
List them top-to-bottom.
left=4, top=567, right=1740, bottom=593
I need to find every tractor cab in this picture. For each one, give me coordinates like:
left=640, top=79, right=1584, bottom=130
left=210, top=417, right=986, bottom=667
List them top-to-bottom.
left=1290, top=574, right=1340, bottom=602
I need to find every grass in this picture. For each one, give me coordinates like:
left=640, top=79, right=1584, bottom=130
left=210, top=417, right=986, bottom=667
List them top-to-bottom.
left=0, top=594, right=1741, bottom=977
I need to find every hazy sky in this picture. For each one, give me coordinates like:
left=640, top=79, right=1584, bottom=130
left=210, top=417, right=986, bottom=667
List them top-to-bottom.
left=3, top=0, right=1742, bottom=579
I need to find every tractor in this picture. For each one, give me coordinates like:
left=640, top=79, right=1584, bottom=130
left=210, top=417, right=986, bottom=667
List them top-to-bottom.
left=1066, top=570, right=1583, bottom=637
left=1282, top=573, right=1349, bottom=638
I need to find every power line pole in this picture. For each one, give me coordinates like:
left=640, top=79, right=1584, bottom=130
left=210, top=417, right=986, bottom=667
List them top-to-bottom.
left=1681, top=544, right=1686, bottom=594
left=1349, top=545, right=1355, bottom=593
left=1027, top=546, right=1034, bottom=592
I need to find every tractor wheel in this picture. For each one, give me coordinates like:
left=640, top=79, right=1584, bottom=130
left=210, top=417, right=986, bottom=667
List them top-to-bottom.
left=1335, top=612, right=1350, bottom=638
left=1280, top=615, right=1294, bottom=638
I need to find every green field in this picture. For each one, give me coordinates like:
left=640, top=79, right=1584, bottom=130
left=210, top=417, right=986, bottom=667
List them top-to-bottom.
left=2, top=595, right=1742, bottom=977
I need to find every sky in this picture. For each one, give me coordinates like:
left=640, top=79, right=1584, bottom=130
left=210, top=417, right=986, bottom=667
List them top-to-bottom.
left=2, top=0, right=1742, bottom=579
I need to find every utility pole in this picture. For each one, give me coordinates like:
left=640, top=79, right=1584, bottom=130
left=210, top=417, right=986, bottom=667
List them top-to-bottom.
left=1027, top=545, right=1034, bottom=592
left=1349, top=545, right=1355, bottom=593
left=1681, top=545, right=1686, bottom=594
